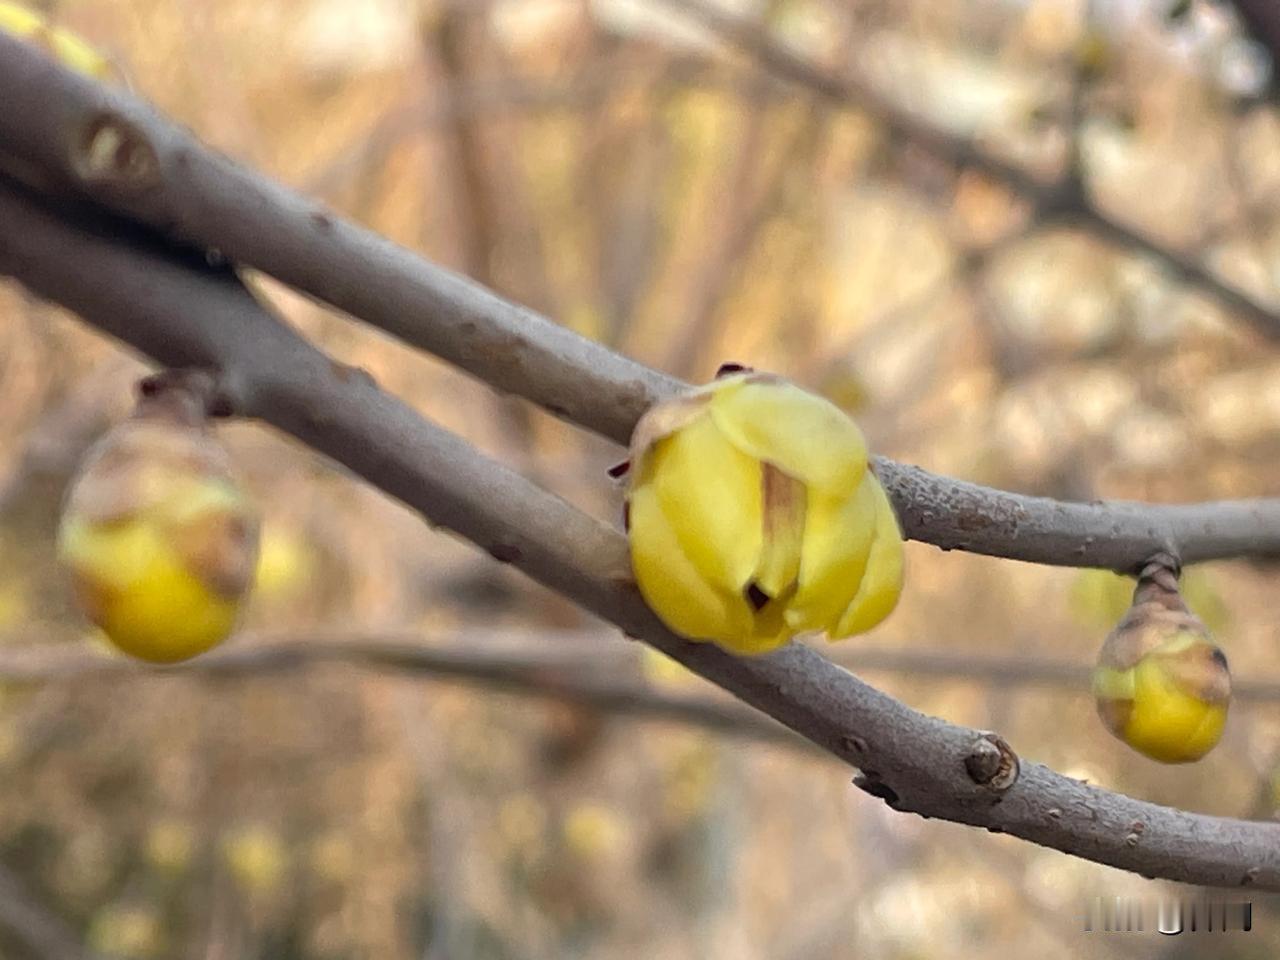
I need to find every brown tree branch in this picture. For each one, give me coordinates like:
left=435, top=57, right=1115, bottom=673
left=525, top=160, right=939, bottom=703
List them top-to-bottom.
left=0, top=35, right=1279, bottom=571
left=0, top=176, right=1276, bottom=890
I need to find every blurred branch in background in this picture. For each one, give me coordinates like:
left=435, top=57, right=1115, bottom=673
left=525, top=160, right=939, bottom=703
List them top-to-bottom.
left=658, top=0, right=1280, bottom=344
left=658, top=0, right=829, bottom=380
left=422, top=2, right=556, bottom=491
left=301, top=52, right=727, bottom=198
left=0, top=631, right=1277, bottom=737
left=0, top=634, right=808, bottom=750
left=0, top=861, right=104, bottom=960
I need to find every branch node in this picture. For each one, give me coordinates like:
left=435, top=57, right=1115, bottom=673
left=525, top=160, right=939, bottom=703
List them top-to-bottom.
left=72, top=110, right=160, bottom=193
left=329, top=360, right=378, bottom=389
left=715, top=361, right=752, bottom=379
left=137, top=368, right=235, bottom=420
left=486, top=542, right=523, bottom=564
left=1137, top=550, right=1181, bottom=580
left=1130, top=552, right=1189, bottom=613
left=964, top=731, right=1019, bottom=791
left=842, top=734, right=868, bottom=756
left=852, top=769, right=900, bottom=808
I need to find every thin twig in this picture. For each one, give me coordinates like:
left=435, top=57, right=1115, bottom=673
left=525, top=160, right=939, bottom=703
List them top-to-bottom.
left=4, top=633, right=1279, bottom=702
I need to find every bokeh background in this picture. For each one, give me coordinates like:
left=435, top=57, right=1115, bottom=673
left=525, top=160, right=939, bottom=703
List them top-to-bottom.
left=2, top=0, right=1280, bottom=957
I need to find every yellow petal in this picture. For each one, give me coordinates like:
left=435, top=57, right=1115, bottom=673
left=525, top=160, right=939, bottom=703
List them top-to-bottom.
left=0, top=3, right=43, bottom=34
left=708, top=376, right=868, bottom=493
left=648, top=412, right=763, bottom=596
left=753, top=464, right=806, bottom=599
left=162, top=474, right=247, bottom=526
left=831, top=477, right=904, bottom=638
left=783, top=479, right=879, bottom=634
left=628, top=480, right=751, bottom=642
left=59, top=513, right=160, bottom=592
left=58, top=514, right=237, bottom=663
left=99, top=563, right=239, bottom=663
left=714, top=591, right=795, bottom=656
left=721, top=622, right=792, bottom=656
left=1123, top=655, right=1227, bottom=763
left=1091, top=665, right=1135, bottom=703
left=1186, top=706, right=1228, bottom=759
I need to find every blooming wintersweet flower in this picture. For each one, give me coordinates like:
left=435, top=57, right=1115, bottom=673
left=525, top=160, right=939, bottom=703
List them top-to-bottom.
left=624, top=369, right=904, bottom=656
left=1092, top=564, right=1230, bottom=764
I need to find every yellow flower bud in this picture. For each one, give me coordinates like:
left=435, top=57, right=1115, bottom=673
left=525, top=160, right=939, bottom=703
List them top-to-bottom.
left=0, top=1, right=117, bottom=82
left=624, top=369, right=904, bottom=656
left=57, top=374, right=259, bottom=664
left=1092, top=562, right=1230, bottom=764
left=562, top=803, right=626, bottom=862
left=145, top=819, right=194, bottom=873
left=221, top=824, right=286, bottom=894
left=88, top=903, right=163, bottom=959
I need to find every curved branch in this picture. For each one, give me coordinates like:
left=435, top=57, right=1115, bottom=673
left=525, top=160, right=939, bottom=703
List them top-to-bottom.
left=0, top=35, right=1278, bottom=571
left=0, top=176, right=1275, bottom=890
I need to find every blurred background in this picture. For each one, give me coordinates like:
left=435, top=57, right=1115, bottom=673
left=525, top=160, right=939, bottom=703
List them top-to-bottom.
left=2, top=0, right=1280, bottom=957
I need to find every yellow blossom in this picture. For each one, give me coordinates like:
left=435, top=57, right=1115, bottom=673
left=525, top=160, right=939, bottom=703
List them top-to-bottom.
left=625, top=370, right=903, bottom=655
left=57, top=376, right=259, bottom=664
left=253, top=523, right=314, bottom=601
left=1092, top=564, right=1230, bottom=764
left=562, top=803, right=626, bottom=862
left=145, top=819, right=194, bottom=873
left=221, top=824, right=286, bottom=894
left=88, top=904, right=163, bottom=959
